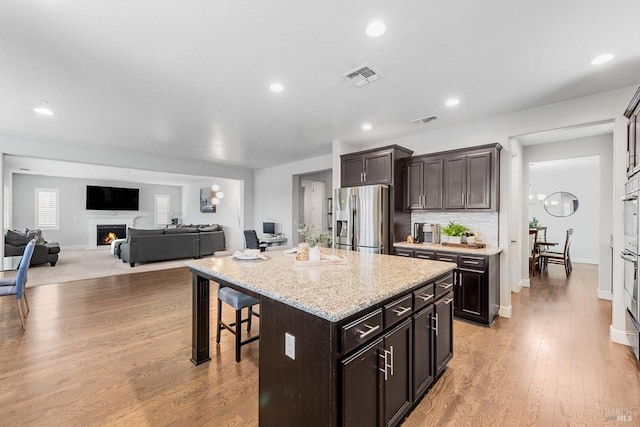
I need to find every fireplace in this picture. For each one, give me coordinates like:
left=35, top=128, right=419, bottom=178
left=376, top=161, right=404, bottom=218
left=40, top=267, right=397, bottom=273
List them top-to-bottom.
left=96, top=224, right=126, bottom=246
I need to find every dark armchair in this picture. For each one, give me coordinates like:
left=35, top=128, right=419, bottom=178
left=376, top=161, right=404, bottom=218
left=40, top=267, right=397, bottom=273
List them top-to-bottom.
left=4, top=229, right=60, bottom=267
left=244, top=230, right=268, bottom=252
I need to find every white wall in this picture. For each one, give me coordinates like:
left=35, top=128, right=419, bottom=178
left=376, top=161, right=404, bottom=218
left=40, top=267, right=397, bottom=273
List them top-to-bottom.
left=347, top=84, right=635, bottom=342
left=0, top=134, right=255, bottom=230
left=254, top=154, right=332, bottom=244
left=529, top=156, right=599, bottom=263
left=11, top=174, right=182, bottom=248
left=181, top=177, right=244, bottom=251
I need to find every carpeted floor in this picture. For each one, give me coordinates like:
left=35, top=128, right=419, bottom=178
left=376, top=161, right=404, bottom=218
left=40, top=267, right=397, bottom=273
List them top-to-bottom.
left=8, top=247, right=212, bottom=287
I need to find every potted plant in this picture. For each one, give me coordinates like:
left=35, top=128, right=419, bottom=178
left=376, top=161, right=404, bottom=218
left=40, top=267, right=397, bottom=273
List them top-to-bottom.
left=529, top=217, right=539, bottom=229
left=441, top=221, right=468, bottom=244
left=298, top=224, right=332, bottom=261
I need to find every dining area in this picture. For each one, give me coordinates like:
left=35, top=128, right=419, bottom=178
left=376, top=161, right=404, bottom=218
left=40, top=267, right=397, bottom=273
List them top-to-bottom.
left=528, top=225, right=573, bottom=277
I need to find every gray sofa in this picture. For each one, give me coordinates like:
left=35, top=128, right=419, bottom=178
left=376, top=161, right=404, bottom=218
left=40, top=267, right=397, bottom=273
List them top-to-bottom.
left=120, top=225, right=225, bottom=267
left=4, top=229, right=60, bottom=266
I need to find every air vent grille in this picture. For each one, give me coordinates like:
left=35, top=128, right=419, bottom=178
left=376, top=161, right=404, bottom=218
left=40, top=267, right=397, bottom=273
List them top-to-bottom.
left=343, top=64, right=382, bottom=87
left=411, top=115, right=439, bottom=124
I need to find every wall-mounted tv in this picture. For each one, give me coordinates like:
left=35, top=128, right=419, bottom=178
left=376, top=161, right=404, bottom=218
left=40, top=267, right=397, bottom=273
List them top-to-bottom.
left=86, top=185, right=139, bottom=211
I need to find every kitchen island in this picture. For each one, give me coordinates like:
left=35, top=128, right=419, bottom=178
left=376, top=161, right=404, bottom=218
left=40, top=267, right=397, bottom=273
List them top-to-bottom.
left=187, top=248, right=456, bottom=427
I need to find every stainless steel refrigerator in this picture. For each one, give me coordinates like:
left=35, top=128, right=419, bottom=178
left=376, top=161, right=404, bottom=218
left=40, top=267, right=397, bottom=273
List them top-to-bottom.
left=333, top=185, right=389, bottom=254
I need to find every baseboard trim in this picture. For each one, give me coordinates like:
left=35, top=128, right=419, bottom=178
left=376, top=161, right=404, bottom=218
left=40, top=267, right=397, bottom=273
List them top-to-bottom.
left=572, top=257, right=598, bottom=265
left=520, top=278, right=530, bottom=289
left=597, top=290, right=613, bottom=301
left=499, top=305, right=512, bottom=318
left=610, top=324, right=631, bottom=345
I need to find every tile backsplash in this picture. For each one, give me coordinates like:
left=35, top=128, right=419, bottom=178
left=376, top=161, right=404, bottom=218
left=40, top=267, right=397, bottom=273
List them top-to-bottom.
left=411, top=212, right=499, bottom=247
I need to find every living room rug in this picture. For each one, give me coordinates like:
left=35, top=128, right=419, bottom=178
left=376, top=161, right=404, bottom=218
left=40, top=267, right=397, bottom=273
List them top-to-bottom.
left=10, top=247, right=211, bottom=287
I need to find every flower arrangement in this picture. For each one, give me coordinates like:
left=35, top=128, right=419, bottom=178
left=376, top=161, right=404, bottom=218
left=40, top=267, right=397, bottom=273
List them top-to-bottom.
left=298, top=224, right=332, bottom=247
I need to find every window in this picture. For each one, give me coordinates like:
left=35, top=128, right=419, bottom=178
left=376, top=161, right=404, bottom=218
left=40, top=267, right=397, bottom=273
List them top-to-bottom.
left=3, top=185, right=11, bottom=230
left=35, top=188, right=59, bottom=229
left=155, top=194, right=170, bottom=226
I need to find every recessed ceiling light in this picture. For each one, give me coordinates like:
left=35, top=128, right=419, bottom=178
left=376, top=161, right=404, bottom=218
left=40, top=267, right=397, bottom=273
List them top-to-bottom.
left=366, top=21, right=386, bottom=37
left=591, top=54, right=614, bottom=65
left=270, top=83, right=284, bottom=92
left=445, top=98, right=460, bottom=107
left=33, top=101, right=53, bottom=115
left=362, top=123, right=372, bottom=131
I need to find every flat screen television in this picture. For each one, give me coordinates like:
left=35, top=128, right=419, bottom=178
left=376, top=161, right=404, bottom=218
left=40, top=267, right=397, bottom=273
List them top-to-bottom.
left=86, top=185, right=139, bottom=211
left=263, top=221, right=276, bottom=236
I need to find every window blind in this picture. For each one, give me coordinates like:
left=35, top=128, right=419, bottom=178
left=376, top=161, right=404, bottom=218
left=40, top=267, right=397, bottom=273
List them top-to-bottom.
left=36, top=188, right=58, bottom=229
left=155, top=194, right=170, bottom=225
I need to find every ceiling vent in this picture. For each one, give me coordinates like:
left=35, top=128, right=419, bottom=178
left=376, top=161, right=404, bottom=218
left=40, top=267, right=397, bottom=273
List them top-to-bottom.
left=343, top=64, right=382, bottom=87
left=411, top=115, right=439, bottom=124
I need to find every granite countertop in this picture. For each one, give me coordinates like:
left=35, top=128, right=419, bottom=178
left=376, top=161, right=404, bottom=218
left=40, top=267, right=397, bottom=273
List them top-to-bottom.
left=393, top=241, right=503, bottom=256
left=186, top=248, right=456, bottom=322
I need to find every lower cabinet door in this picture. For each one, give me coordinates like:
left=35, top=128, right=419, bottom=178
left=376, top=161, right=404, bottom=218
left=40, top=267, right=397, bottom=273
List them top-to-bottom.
left=456, top=268, right=487, bottom=324
left=434, top=292, right=454, bottom=378
left=412, top=305, right=435, bottom=401
left=383, top=318, right=413, bottom=427
left=342, top=337, right=384, bottom=427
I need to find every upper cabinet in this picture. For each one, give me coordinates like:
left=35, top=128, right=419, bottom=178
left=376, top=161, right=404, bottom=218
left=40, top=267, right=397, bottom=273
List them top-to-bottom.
left=625, top=86, right=640, bottom=178
left=404, top=143, right=501, bottom=212
left=340, top=145, right=413, bottom=187
left=405, top=156, right=443, bottom=210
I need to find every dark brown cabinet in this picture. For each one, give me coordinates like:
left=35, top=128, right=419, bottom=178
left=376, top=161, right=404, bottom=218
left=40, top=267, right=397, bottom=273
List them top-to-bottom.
left=625, top=86, right=640, bottom=178
left=404, top=144, right=500, bottom=212
left=341, top=145, right=412, bottom=187
left=443, top=150, right=492, bottom=210
left=405, top=157, right=443, bottom=210
left=394, top=247, right=500, bottom=326
left=455, top=267, right=487, bottom=324
left=340, top=270, right=454, bottom=427
left=434, top=292, right=454, bottom=377
left=412, top=305, right=434, bottom=400
left=341, top=319, right=413, bottom=427
left=383, top=319, right=413, bottom=427
left=342, top=338, right=384, bottom=427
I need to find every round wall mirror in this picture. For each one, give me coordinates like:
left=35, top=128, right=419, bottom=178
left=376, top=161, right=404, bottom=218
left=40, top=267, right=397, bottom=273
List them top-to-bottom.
left=543, top=192, right=579, bottom=217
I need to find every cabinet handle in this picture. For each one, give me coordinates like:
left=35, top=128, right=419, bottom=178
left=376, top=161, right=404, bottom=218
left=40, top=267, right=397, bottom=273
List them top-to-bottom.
left=360, top=172, right=364, bottom=183
left=398, top=252, right=411, bottom=257
left=439, top=257, right=454, bottom=262
left=464, top=260, right=480, bottom=265
left=438, top=283, right=453, bottom=290
left=417, top=293, right=433, bottom=302
left=443, top=297, right=454, bottom=305
left=392, top=306, right=412, bottom=316
left=463, top=308, right=481, bottom=315
left=432, top=313, right=439, bottom=336
left=356, top=324, right=380, bottom=339
left=379, top=349, right=392, bottom=381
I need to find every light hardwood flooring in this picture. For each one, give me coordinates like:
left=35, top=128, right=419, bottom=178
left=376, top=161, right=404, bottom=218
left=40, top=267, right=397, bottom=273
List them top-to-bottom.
left=0, top=264, right=638, bottom=426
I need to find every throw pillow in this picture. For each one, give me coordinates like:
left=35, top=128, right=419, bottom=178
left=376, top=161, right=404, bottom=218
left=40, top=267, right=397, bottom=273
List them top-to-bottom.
left=198, top=225, right=219, bottom=232
left=167, top=226, right=198, bottom=234
left=25, top=228, right=46, bottom=244
left=5, top=229, right=29, bottom=246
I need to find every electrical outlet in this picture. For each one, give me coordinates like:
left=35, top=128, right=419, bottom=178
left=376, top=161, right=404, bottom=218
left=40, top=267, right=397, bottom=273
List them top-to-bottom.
left=285, top=332, right=295, bottom=360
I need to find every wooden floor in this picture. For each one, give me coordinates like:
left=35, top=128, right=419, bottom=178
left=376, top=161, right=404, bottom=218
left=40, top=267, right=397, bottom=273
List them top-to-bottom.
left=0, top=264, right=638, bottom=426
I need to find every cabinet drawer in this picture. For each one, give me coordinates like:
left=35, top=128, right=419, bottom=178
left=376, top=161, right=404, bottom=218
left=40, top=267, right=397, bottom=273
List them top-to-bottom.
left=395, top=248, right=414, bottom=257
left=414, top=250, right=435, bottom=260
left=435, top=253, right=458, bottom=265
left=459, top=256, right=485, bottom=269
left=434, top=273, right=454, bottom=300
left=413, top=283, right=435, bottom=311
left=384, top=294, right=413, bottom=328
left=342, top=309, right=383, bottom=354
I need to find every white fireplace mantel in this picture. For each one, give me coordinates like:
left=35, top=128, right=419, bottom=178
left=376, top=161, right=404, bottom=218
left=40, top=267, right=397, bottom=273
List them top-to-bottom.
left=86, top=214, right=139, bottom=248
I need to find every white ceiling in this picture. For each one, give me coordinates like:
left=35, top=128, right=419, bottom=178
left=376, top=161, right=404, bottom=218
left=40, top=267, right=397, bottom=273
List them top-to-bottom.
left=1, top=1, right=639, bottom=171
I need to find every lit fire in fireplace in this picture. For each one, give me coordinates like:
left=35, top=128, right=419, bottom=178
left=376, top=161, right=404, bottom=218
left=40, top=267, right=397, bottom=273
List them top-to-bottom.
left=102, top=232, right=119, bottom=245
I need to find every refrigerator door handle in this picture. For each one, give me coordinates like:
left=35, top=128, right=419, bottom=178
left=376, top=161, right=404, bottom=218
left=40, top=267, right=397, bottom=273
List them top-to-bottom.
left=352, top=194, right=358, bottom=249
